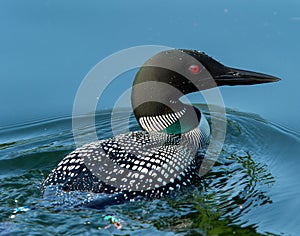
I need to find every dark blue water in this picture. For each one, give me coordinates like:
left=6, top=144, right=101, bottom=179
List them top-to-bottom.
left=1, top=106, right=299, bottom=235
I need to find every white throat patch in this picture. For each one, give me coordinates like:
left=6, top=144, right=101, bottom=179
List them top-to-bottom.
left=139, top=108, right=187, bottom=132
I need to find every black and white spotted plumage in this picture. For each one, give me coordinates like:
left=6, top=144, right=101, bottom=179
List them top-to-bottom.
left=43, top=49, right=222, bottom=207
left=43, top=115, right=210, bottom=206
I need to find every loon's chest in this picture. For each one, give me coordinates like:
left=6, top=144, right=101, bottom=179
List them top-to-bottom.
left=43, top=117, right=210, bottom=207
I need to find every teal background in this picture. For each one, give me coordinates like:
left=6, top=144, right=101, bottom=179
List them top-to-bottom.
left=0, top=0, right=299, bottom=132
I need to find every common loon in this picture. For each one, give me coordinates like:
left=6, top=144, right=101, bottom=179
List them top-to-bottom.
left=43, top=49, right=279, bottom=208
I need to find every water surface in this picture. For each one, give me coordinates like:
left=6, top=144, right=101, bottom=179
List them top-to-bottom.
left=1, top=106, right=299, bottom=235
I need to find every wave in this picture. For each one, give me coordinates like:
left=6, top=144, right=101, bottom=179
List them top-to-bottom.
left=0, top=106, right=299, bottom=235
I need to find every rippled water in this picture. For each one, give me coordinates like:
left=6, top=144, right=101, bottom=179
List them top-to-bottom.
left=1, top=105, right=299, bottom=236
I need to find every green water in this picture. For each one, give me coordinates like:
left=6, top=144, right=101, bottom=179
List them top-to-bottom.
left=1, top=106, right=299, bottom=235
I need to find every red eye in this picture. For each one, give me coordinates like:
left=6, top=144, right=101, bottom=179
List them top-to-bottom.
left=189, top=65, right=200, bottom=74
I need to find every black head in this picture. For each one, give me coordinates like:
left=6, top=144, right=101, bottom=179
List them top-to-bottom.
left=131, top=49, right=280, bottom=133
left=133, top=49, right=280, bottom=95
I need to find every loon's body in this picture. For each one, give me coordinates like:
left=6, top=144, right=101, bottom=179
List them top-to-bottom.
left=43, top=49, right=279, bottom=208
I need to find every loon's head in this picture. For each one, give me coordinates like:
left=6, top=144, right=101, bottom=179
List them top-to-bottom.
left=131, top=49, right=280, bottom=134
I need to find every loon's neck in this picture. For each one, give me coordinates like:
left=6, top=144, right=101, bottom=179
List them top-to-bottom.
left=131, top=65, right=203, bottom=135
left=131, top=85, right=201, bottom=135
left=164, top=105, right=201, bottom=134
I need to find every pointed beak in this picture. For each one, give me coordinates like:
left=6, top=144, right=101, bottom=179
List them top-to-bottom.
left=214, top=67, right=281, bottom=86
